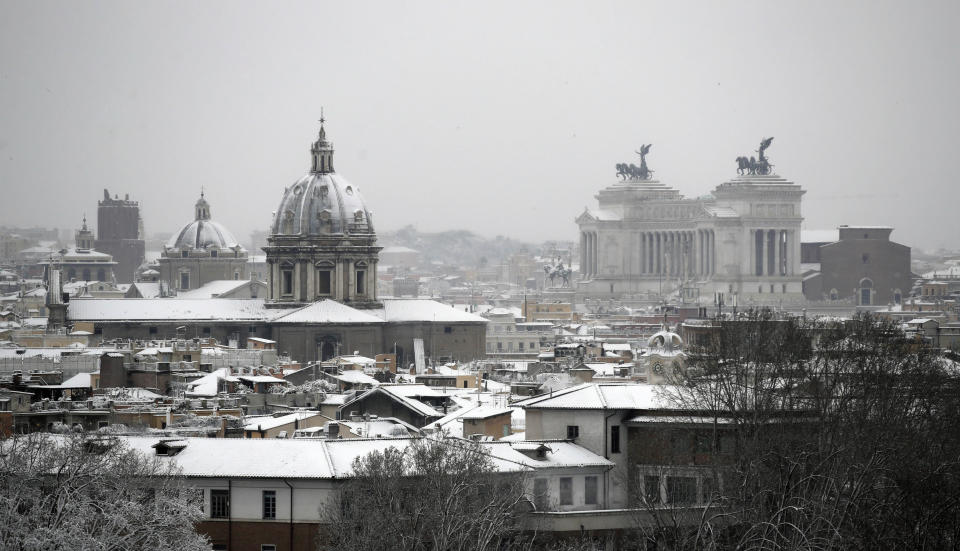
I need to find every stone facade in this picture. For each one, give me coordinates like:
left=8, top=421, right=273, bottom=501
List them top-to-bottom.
left=577, top=174, right=805, bottom=304
left=158, top=194, right=248, bottom=292
left=802, top=226, right=911, bottom=305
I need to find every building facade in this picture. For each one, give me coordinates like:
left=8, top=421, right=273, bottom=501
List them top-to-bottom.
left=577, top=160, right=805, bottom=304
left=159, top=194, right=249, bottom=292
left=801, top=226, right=911, bottom=305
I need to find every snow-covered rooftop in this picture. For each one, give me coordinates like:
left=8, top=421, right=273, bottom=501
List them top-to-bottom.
left=176, top=280, right=255, bottom=299
left=67, top=298, right=269, bottom=322
left=271, top=299, right=384, bottom=324
left=371, top=299, right=488, bottom=323
left=514, top=383, right=679, bottom=410
left=244, top=411, right=323, bottom=432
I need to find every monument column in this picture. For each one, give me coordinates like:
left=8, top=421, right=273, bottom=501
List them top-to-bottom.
left=760, top=229, right=768, bottom=276
left=774, top=230, right=782, bottom=277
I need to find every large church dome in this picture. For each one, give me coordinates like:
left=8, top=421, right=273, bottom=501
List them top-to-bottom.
left=270, top=125, right=374, bottom=237
left=166, top=194, right=244, bottom=252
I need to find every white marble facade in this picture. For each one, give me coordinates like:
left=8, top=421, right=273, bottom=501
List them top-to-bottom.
left=576, top=174, right=805, bottom=304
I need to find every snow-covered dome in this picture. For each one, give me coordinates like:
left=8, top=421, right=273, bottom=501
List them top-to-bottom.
left=270, top=123, right=374, bottom=237
left=166, top=193, right=244, bottom=251
left=647, top=329, right=682, bottom=350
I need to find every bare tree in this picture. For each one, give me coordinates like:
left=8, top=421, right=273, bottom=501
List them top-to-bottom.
left=650, top=310, right=960, bottom=550
left=0, top=433, right=210, bottom=551
left=320, top=437, right=532, bottom=551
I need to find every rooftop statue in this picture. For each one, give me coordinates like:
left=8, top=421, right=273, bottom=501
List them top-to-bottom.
left=736, top=137, right=775, bottom=176
left=615, top=144, right=654, bottom=181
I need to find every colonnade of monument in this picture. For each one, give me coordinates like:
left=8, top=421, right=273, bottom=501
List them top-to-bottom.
left=751, top=228, right=799, bottom=277
left=580, top=229, right=718, bottom=279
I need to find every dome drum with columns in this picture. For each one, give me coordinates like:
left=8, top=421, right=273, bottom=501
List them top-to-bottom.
left=263, top=122, right=381, bottom=308
left=158, top=193, right=248, bottom=291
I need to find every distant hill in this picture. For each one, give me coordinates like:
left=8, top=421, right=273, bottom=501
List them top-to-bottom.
left=379, top=225, right=537, bottom=268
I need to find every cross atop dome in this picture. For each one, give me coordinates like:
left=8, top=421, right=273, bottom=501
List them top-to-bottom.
left=311, top=109, right=335, bottom=174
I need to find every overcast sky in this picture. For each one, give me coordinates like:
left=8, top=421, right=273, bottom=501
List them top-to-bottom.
left=1, top=1, right=958, bottom=251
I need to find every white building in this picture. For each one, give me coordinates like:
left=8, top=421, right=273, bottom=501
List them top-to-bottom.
left=577, top=152, right=805, bottom=304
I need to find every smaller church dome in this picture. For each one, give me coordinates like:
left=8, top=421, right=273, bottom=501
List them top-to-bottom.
left=166, top=193, right=245, bottom=251
left=647, top=329, right=682, bottom=350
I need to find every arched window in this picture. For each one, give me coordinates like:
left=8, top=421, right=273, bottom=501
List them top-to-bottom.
left=82, top=269, right=91, bottom=281
left=97, top=269, right=105, bottom=282
left=894, top=289, right=902, bottom=304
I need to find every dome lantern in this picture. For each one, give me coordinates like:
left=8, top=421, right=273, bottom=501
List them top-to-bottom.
left=311, top=111, right=335, bottom=174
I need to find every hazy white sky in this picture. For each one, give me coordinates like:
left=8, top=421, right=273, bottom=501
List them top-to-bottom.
left=1, top=1, right=958, bottom=251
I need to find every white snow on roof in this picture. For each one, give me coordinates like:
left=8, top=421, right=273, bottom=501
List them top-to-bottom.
left=703, top=205, right=739, bottom=218
left=381, top=246, right=419, bottom=254
left=176, top=280, right=253, bottom=299
left=128, top=282, right=162, bottom=298
left=67, top=298, right=268, bottom=322
left=271, top=299, right=384, bottom=324
left=370, top=299, right=488, bottom=323
left=185, top=368, right=231, bottom=397
left=331, top=370, right=379, bottom=385
left=60, top=372, right=93, bottom=388
left=515, top=383, right=679, bottom=410
left=244, top=411, right=323, bottom=432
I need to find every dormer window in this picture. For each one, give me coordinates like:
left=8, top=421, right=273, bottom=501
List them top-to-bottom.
left=210, top=249, right=218, bottom=258
left=181, top=250, right=189, bottom=258
left=152, top=439, right=188, bottom=456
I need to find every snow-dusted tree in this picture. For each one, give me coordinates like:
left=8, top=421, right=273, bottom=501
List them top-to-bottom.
left=643, top=310, right=960, bottom=550
left=0, top=433, right=209, bottom=551
left=320, top=437, right=531, bottom=551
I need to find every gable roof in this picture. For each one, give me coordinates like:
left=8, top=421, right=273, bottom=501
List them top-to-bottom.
left=271, top=299, right=385, bottom=324
left=371, top=299, right=488, bottom=323
left=514, top=383, right=677, bottom=410
left=342, top=385, right=443, bottom=419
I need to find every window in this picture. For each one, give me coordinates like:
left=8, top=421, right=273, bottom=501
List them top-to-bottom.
left=210, top=249, right=218, bottom=258
left=182, top=250, right=189, bottom=258
left=862, top=253, right=869, bottom=264
left=282, top=269, right=293, bottom=295
left=318, top=270, right=332, bottom=295
left=355, top=270, right=365, bottom=295
left=233, top=271, right=239, bottom=280
left=180, top=272, right=189, bottom=290
left=149, top=326, right=158, bottom=335
left=444, top=326, right=452, bottom=334
left=202, top=327, right=211, bottom=335
left=497, top=342, right=502, bottom=351
left=518, top=342, right=524, bottom=351
left=566, top=425, right=579, bottom=440
left=611, top=425, right=621, bottom=454
left=644, top=475, right=661, bottom=504
left=584, top=476, right=598, bottom=505
left=667, top=476, right=697, bottom=505
left=702, top=476, right=718, bottom=503
left=559, top=477, right=573, bottom=506
left=533, top=478, right=549, bottom=510
left=210, top=489, right=229, bottom=519
left=262, top=490, right=276, bottom=519
left=261, top=546, right=276, bottom=551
